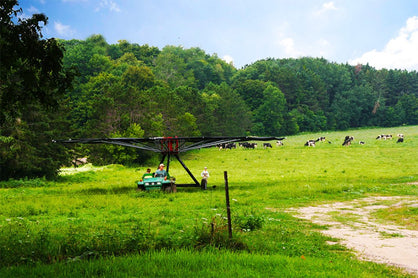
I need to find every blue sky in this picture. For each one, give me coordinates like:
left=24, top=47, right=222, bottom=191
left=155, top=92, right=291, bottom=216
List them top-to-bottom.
left=20, top=0, right=418, bottom=70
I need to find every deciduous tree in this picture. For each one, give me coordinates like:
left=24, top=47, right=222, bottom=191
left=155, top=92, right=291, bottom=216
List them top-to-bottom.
left=0, top=0, right=74, bottom=180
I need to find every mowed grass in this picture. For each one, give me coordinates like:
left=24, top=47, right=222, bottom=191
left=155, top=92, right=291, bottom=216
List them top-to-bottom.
left=0, top=126, right=417, bottom=277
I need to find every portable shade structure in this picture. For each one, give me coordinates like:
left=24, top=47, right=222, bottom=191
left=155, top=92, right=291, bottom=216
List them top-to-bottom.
left=55, top=136, right=285, bottom=188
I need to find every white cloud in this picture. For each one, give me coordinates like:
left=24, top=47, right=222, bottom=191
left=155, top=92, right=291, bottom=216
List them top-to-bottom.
left=96, top=0, right=121, bottom=12
left=314, top=1, right=338, bottom=16
left=323, top=2, right=337, bottom=11
left=19, top=6, right=40, bottom=19
left=28, top=6, right=40, bottom=14
left=350, top=16, right=418, bottom=70
left=54, top=21, right=76, bottom=37
left=279, top=38, right=304, bottom=57
left=222, top=55, right=234, bottom=65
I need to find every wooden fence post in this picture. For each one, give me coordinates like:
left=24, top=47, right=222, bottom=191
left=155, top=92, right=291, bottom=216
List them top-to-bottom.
left=224, top=171, right=232, bottom=239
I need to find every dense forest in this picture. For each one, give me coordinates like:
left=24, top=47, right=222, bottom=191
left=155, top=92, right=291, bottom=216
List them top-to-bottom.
left=1, top=1, right=417, bottom=180
left=59, top=35, right=418, bottom=165
left=61, top=35, right=418, bottom=141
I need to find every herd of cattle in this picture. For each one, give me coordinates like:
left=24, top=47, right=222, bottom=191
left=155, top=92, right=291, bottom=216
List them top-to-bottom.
left=216, top=134, right=405, bottom=150
left=217, top=141, right=281, bottom=150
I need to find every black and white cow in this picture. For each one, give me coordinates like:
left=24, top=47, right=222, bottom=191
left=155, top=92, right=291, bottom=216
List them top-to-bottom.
left=376, top=134, right=393, bottom=140
left=396, top=134, right=404, bottom=143
left=342, top=136, right=354, bottom=146
left=304, top=139, right=319, bottom=147
left=276, top=140, right=284, bottom=146
left=240, top=142, right=257, bottom=149
left=217, top=143, right=236, bottom=150
left=227, top=143, right=236, bottom=149
left=263, top=143, right=272, bottom=148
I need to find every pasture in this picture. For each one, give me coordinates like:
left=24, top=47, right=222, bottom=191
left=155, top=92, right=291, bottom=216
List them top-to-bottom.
left=0, top=126, right=417, bottom=277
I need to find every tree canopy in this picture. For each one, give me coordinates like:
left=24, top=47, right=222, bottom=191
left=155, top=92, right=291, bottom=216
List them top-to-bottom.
left=0, top=0, right=74, bottom=180
left=1, top=1, right=417, bottom=179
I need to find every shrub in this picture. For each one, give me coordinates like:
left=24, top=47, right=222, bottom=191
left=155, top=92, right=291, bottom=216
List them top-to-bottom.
left=235, top=214, right=264, bottom=232
left=194, top=215, right=248, bottom=251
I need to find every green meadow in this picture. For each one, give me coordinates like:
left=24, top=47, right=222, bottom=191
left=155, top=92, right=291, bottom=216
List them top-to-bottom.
left=0, top=126, right=417, bottom=277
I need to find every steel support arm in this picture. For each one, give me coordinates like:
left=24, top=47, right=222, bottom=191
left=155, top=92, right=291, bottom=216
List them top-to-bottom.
left=174, top=154, right=200, bottom=186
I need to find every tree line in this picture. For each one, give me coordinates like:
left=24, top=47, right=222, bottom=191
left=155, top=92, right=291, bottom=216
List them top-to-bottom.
left=1, top=1, right=417, bottom=180
left=61, top=35, right=417, bottom=143
left=62, top=35, right=417, bottom=137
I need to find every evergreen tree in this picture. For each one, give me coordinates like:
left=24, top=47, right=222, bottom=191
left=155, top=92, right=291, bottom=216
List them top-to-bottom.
left=0, top=0, right=74, bottom=180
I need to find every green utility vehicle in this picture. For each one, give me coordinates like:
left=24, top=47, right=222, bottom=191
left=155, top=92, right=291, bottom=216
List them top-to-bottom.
left=137, top=176, right=174, bottom=191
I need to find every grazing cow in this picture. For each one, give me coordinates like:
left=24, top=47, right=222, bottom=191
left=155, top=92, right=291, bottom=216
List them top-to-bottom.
left=376, top=134, right=393, bottom=140
left=397, top=134, right=404, bottom=138
left=318, top=136, right=326, bottom=142
left=342, top=136, right=354, bottom=146
left=397, top=137, right=404, bottom=143
left=304, top=139, right=319, bottom=147
left=276, top=140, right=284, bottom=146
left=306, top=141, right=315, bottom=147
left=359, top=141, right=365, bottom=145
left=239, top=142, right=246, bottom=148
left=240, top=142, right=257, bottom=149
left=217, top=143, right=236, bottom=150
left=226, top=143, right=236, bottom=149
left=263, top=143, right=272, bottom=148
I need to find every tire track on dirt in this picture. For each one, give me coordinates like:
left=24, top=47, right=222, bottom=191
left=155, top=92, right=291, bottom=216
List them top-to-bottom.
left=288, top=196, right=418, bottom=276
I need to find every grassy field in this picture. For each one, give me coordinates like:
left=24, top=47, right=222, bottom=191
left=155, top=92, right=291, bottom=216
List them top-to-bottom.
left=0, top=126, right=417, bottom=277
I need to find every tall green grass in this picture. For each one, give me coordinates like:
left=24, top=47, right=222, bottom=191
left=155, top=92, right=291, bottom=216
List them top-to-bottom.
left=0, top=126, right=417, bottom=277
left=2, top=249, right=413, bottom=278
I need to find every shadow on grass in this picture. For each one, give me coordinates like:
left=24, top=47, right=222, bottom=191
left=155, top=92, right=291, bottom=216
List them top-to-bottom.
left=77, top=186, right=136, bottom=195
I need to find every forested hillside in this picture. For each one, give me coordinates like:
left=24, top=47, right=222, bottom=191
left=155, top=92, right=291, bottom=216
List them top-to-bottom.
left=1, top=0, right=417, bottom=180
left=62, top=35, right=418, bottom=142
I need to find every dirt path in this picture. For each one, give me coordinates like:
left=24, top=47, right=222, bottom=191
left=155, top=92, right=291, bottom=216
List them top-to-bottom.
left=288, top=196, right=418, bottom=276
